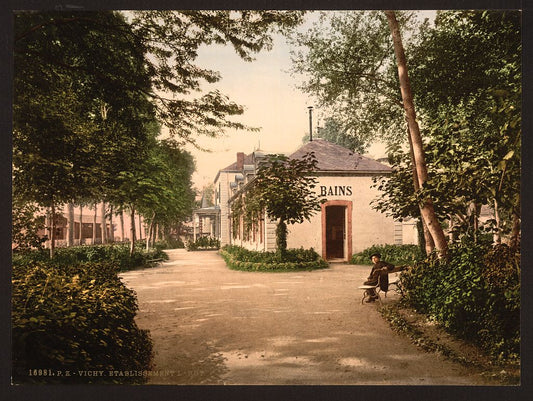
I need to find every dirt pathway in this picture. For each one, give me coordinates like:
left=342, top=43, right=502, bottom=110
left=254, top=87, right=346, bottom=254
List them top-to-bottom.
left=119, top=249, right=491, bottom=385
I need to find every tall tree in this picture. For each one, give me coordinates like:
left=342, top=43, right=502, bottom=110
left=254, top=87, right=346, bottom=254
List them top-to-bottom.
left=374, top=10, right=521, bottom=248
left=385, top=10, right=449, bottom=258
left=409, top=10, right=521, bottom=248
left=13, top=11, right=305, bottom=255
left=289, top=11, right=410, bottom=151
left=136, top=140, right=196, bottom=250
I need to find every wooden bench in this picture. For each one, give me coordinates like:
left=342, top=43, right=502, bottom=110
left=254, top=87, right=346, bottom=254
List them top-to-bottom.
left=146, top=258, right=164, bottom=267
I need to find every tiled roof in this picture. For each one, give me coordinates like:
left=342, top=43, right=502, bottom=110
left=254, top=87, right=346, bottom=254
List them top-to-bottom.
left=289, top=139, right=391, bottom=173
left=220, top=153, right=254, bottom=171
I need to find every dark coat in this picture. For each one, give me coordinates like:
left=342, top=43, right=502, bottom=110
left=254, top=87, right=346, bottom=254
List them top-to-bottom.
left=366, top=260, right=395, bottom=291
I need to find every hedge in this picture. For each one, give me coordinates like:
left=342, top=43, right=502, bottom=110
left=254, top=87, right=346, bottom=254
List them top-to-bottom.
left=187, top=236, right=220, bottom=251
left=12, top=242, right=168, bottom=272
left=400, top=242, right=520, bottom=362
left=350, top=244, right=424, bottom=266
left=219, top=245, right=328, bottom=271
left=12, top=260, right=153, bottom=384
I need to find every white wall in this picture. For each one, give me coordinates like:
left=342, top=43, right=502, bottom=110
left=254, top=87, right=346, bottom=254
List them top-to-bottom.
left=286, top=175, right=400, bottom=257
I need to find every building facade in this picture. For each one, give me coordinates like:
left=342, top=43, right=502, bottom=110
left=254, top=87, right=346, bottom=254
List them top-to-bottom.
left=212, top=139, right=417, bottom=261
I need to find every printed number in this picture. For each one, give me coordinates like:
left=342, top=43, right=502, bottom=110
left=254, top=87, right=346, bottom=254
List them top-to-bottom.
left=29, top=369, right=53, bottom=376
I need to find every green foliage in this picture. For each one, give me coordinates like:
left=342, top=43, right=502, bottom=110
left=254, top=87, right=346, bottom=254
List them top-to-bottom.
left=13, top=10, right=304, bottom=254
left=374, top=10, right=521, bottom=244
left=14, top=11, right=156, bottom=210
left=289, top=11, right=415, bottom=151
left=302, top=116, right=368, bottom=153
left=134, top=141, right=196, bottom=243
left=240, top=152, right=322, bottom=253
left=12, top=200, right=47, bottom=251
left=187, top=236, right=220, bottom=251
left=156, top=238, right=185, bottom=250
left=400, top=242, right=520, bottom=361
left=13, top=243, right=168, bottom=272
left=350, top=244, right=424, bottom=266
left=220, top=245, right=328, bottom=271
left=12, top=260, right=153, bottom=383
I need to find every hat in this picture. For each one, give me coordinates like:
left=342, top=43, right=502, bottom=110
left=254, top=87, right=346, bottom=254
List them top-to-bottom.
left=370, top=253, right=381, bottom=259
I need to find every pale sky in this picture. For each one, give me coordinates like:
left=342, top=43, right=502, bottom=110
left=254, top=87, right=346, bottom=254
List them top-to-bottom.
left=184, top=10, right=436, bottom=190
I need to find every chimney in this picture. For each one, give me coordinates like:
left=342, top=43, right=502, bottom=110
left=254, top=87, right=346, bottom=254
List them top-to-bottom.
left=236, top=152, right=244, bottom=170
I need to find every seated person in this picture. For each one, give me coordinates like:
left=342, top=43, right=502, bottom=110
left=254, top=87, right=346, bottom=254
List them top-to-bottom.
left=363, top=252, right=395, bottom=302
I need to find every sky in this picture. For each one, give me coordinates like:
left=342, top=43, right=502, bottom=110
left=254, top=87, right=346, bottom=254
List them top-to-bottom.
left=183, top=11, right=436, bottom=191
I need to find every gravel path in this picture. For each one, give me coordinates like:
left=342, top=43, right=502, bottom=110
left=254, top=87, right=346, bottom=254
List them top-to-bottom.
left=119, top=249, right=490, bottom=385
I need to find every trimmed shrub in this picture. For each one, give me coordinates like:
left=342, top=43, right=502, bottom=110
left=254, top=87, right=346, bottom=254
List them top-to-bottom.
left=187, top=236, right=220, bottom=251
left=156, top=238, right=185, bottom=249
left=400, top=241, right=520, bottom=362
left=12, top=243, right=168, bottom=272
left=350, top=244, right=424, bottom=266
left=220, top=245, right=328, bottom=271
left=12, top=260, right=153, bottom=384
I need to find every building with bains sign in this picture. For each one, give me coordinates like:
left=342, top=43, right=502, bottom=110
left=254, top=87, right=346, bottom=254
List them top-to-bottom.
left=213, top=139, right=417, bottom=261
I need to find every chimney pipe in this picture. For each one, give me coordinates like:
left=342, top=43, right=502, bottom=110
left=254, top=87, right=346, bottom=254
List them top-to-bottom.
left=308, top=106, right=313, bottom=142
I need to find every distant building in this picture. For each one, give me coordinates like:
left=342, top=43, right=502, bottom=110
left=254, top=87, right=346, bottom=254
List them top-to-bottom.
left=208, top=139, right=418, bottom=261
left=36, top=203, right=146, bottom=248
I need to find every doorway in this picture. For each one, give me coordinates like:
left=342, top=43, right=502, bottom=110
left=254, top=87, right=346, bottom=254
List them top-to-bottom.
left=325, top=205, right=345, bottom=259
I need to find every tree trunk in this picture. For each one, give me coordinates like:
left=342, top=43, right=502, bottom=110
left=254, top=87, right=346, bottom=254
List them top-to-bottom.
left=385, top=10, right=448, bottom=259
left=406, top=124, right=435, bottom=255
left=493, top=198, right=501, bottom=244
left=472, top=201, right=479, bottom=243
left=92, top=202, right=98, bottom=245
left=100, top=202, right=107, bottom=244
left=49, top=203, right=56, bottom=259
left=67, top=203, right=74, bottom=247
left=79, top=205, right=84, bottom=245
left=109, top=205, right=114, bottom=243
left=130, top=205, right=136, bottom=256
left=120, top=208, right=125, bottom=242
left=509, top=208, right=520, bottom=251
left=146, top=212, right=156, bottom=251
left=448, top=214, right=455, bottom=242
left=138, top=215, right=143, bottom=241
left=276, top=219, right=288, bottom=260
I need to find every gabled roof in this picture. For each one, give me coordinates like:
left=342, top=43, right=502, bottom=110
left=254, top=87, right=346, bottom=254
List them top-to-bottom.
left=289, top=139, right=391, bottom=173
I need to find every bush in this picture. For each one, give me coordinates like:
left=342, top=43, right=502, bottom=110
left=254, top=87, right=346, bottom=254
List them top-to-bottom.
left=187, top=236, right=220, bottom=251
left=156, top=238, right=185, bottom=249
left=400, top=241, right=520, bottom=362
left=12, top=243, right=168, bottom=272
left=350, top=244, right=424, bottom=266
left=220, top=245, right=328, bottom=271
left=12, top=260, right=153, bottom=383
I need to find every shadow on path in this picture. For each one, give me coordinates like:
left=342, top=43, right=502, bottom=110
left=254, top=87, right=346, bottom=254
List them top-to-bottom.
left=120, top=249, right=491, bottom=385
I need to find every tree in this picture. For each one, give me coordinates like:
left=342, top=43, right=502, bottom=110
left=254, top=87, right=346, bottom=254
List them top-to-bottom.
left=122, top=10, right=305, bottom=146
left=291, top=10, right=449, bottom=257
left=385, top=10, right=449, bottom=258
left=408, top=10, right=521, bottom=248
left=13, top=11, right=305, bottom=256
left=13, top=11, right=157, bottom=257
left=289, top=11, right=411, bottom=151
left=373, top=11, right=521, bottom=248
left=302, top=116, right=367, bottom=153
left=136, top=140, right=196, bottom=250
left=239, top=152, right=322, bottom=257
left=12, top=199, right=46, bottom=251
